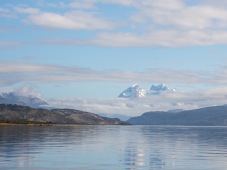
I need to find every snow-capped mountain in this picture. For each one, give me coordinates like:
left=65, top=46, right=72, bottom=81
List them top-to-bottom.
left=118, top=84, right=177, bottom=98
left=118, top=84, right=147, bottom=98
left=148, top=84, right=177, bottom=95
left=0, top=92, right=48, bottom=108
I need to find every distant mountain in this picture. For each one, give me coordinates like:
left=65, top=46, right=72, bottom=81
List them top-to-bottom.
left=118, top=84, right=176, bottom=98
left=118, top=84, right=146, bottom=98
left=149, top=84, right=177, bottom=95
left=0, top=92, right=48, bottom=108
left=0, top=104, right=129, bottom=125
left=127, top=105, right=227, bottom=126
left=98, top=113, right=132, bottom=121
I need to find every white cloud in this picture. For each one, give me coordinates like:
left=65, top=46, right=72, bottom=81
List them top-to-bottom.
left=4, top=0, right=227, bottom=47
left=29, top=0, right=227, bottom=47
left=36, top=0, right=227, bottom=46
left=37, top=0, right=95, bottom=9
left=38, top=0, right=135, bottom=8
left=68, top=0, right=96, bottom=9
left=100, top=0, right=135, bottom=6
left=140, top=0, right=184, bottom=10
left=201, top=0, right=227, bottom=8
left=38, top=1, right=67, bottom=8
left=135, top=5, right=227, bottom=30
left=0, top=7, right=15, bottom=18
left=15, top=7, right=40, bottom=14
left=26, top=11, right=115, bottom=30
left=41, top=30, right=227, bottom=47
left=0, top=62, right=57, bottom=72
left=0, top=62, right=213, bottom=87
left=2, top=62, right=227, bottom=92
left=13, top=85, right=42, bottom=98
left=48, top=88, right=227, bottom=116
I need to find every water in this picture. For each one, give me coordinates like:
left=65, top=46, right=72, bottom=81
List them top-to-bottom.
left=1, top=125, right=227, bottom=170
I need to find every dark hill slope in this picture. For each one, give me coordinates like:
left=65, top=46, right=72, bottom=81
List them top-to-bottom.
left=0, top=104, right=128, bottom=125
left=127, top=105, right=227, bottom=126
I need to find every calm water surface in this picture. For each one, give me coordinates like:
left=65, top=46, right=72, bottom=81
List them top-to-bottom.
left=1, top=125, right=227, bottom=170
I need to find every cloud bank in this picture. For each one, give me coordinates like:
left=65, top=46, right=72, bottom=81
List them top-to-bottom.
left=3, top=0, right=227, bottom=47
left=0, top=62, right=226, bottom=116
left=48, top=87, right=227, bottom=116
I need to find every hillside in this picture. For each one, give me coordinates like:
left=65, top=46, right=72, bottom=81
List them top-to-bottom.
left=0, top=104, right=129, bottom=125
left=127, top=105, right=227, bottom=126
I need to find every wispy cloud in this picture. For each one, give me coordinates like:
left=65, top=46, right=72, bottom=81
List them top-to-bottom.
left=37, top=0, right=96, bottom=9
left=67, top=0, right=96, bottom=9
left=132, top=1, right=227, bottom=30
left=0, top=7, right=15, bottom=18
left=14, top=7, right=40, bottom=14
left=24, top=10, right=115, bottom=30
left=45, top=31, right=227, bottom=47
left=42, top=32, right=227, bottom=48
left=0, top=41, right=23, bottom=48
left=0, top=62, right=225, bottom=87
left=0, top=62, right=57, bottom=73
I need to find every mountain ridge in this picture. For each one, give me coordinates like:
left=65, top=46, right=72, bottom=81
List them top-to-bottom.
left=0, top=104, right=129, bottom=125
left=127, top=105, right=227, bottom=126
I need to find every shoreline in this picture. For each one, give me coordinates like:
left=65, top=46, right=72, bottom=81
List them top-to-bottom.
left=0, top=122, right=129, bottom=126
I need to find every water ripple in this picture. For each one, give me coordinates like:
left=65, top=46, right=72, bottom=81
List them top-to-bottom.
left=1, top=125, right=227, bottom=170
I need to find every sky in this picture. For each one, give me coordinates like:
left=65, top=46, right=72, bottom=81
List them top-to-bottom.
left=1, top=0, right=227, bottom=116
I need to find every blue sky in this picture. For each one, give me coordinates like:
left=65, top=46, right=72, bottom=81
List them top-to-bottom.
left=1, top=0, right=227, bottom=115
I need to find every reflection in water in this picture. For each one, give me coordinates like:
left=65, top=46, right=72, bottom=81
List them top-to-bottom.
left=1, top=125, right=227, bottom=170
left=121, top=126, right=227, bottom=170
left=121, top=127, right=166, bottom=170
left=123, top=142, right=165, bottom=170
